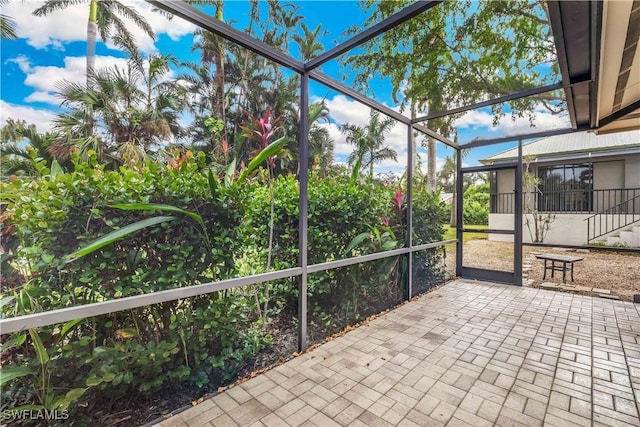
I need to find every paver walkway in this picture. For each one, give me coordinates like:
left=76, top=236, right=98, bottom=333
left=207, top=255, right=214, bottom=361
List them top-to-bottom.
left=157, top=280, right=640, bottom=427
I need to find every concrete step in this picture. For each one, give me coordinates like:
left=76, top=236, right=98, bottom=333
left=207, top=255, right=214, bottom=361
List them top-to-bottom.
left=591, top=222, right=640, bottom=248
left=620, top=230, right=638, bottom=247
left=606, top=236, right=621, bottom=245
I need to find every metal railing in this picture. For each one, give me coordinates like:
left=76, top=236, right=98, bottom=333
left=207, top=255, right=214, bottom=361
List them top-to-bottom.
left=490, top=188, right=640, bottom=214
left=490, top=192, right=516, bottom=214
left=586, top=194, right=640, bottom=241
left=0, top=240, right=456, bottom=336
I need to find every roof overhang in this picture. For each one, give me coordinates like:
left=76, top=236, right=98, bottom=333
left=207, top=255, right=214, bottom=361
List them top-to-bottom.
left=548, top=0, right=640, bottom=134
left=481, top=146, right=640, bottom=166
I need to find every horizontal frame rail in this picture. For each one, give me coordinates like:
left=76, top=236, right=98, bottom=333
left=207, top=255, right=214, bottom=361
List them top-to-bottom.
left=147, top=0, right=305, bottom=73
left=305, top=1, right=441, bottom=71
left=309, top=70, right=409, bottom=124
left=308, top=72, right=460, bottom=149
left=412, top=82, right=564, bottom=123
left=413, top=124, right=458, bottom=148
left=461, top=126, right=588, bottom=149
left=461, top=162, right=518, bottom=173
left=462, top=228, right=514, bottom=235
left=306, top=239, right=456, bottom=274
left=0, top=240, right=456, bottom=335
left=460, top=267, right=515, bottom=285
left=0, top=268, right=301, bottom=335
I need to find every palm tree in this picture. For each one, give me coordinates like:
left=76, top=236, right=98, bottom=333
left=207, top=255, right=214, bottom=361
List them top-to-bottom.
left=0, top=0, right=17, bottom=39
left=33, top=0, right=154, bottom=81
left=292, top=23, right=327, bottom=61
left=54, top=54, right=185, bottom=164
left=179, top=63, right=222, bottom=152
left=307, top=102, right=334, bottom=173
left=341, top=110, right=398, bottom=179
left=0, top=119, right=63, bottom=177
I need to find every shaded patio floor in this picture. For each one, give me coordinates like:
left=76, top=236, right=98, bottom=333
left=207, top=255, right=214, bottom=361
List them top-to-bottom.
left=156, top=280, right=640, bottom=427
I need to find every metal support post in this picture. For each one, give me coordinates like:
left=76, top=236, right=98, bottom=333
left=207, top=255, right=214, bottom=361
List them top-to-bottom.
left=298, top=72, right=309, bottom=352
left=406, top=124, right=414, bottom=300
left=514, top=139, right=524, bottom=286
left=455, top=149, right=463, bottom=277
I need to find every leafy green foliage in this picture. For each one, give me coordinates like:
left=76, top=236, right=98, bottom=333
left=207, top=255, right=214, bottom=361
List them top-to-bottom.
left=346, top=0, right=563, bottom=136
left=340, top=110, right=398, bottom=181
left=0, top=119, right=68, bottom=178
left=0, top=154, right=258, bottom=421
left=0, top=156, right=446, bottom=422
left=523, top=156, right=556, bottom=242
left=463, top=183, right=490, bottom=225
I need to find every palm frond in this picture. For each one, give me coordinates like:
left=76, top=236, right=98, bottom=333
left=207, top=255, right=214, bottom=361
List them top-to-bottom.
left=32, top=0, right=84, bottom=17
left=108, top=1, right=154, bottom=38
left=0, top=13, right=17, bottom=39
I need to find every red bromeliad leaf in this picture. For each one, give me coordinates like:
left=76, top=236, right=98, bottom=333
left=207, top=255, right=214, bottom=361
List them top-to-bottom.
left=393, top=189, right=403, bottom=212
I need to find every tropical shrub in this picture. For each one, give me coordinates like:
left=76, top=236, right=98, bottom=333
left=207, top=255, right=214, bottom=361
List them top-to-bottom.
left=0, top=155, right=266, bottom=422
left=0, top=157, right=447, bottom=423
left=238, top=172, right=407, bottom=323
left=463, top=183, right=490, bottom=225
left=411, top=184, right=449, bottom=294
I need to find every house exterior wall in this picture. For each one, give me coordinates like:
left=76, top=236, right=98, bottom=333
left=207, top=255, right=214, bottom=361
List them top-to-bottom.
left=490, top=153, right=640, bottom=215
left=524, top=153, right=638, bottom=188
left=624, top=154, right=640, bottom=214
left=626, top=154, right=640, bottom=188
left=593, top=160, right=624, bottom=211
left=594, top=160, right=625, bottom=189
left=493, top=169, right=515, bottom=214
left=496, top=169, right=515, bottom=192
left=489, top=213, right=638, bottom=245
left=489, top=214, right=591, bottom=245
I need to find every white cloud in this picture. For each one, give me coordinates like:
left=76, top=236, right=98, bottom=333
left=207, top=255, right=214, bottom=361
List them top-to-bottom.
left=3, top=1, right=195, bottom=54
left=3, top=1, right=87, bottom=49
left=131, top=2, right=197, bottom=45
left=5, top=55, right=32, bottom=73
left=17, top=55, right=174, bottom=106
left=17, top=55, right=130, bottom=105
left=24, top=91, right=59, bottom=104
left=314, top=95, right=372, bottom=126
left=317, top=95, right=409, bottom=169
left=319, top=95, right=471, bottom=176
left=320, top=95, right=565, bottom=176
left=0, top=101, right=56, bottom=132
left=453, top=107, right=570, bottom=136
left=453, top=110, right=495, bottom=129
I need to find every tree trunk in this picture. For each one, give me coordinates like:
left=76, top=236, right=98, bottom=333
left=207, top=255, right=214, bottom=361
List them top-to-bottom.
left=86, top=1, right=98, bottom=84
left=214, top=3, right=226, bottom=140
left=410, top=103, right=417, bottom=176
left=427, top=136, right=437, bottom=193
left=369, top=149, right=374, bottom=178
left=450, top=192, right=456, bottom=227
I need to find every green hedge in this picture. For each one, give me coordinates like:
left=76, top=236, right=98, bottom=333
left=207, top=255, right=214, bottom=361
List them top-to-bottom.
left=0, top=157, right=446, bottom=424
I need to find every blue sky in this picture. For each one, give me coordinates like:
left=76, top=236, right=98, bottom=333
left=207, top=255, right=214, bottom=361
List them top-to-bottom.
left=1, top=0, right=571, bottom=170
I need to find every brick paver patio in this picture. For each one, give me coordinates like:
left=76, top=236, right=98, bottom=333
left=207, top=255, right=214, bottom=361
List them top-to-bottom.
left=157, top=280, right=640, bottom=426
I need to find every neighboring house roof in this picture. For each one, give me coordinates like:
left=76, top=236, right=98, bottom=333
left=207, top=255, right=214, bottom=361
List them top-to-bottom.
left=481, top=130, right=640, bottom=164
left=440, top=193, right=453, bottom=203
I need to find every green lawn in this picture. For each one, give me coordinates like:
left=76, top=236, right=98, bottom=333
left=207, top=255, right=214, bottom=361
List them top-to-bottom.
left=443, top=224, right=488, bottom=243
left=443, top=225, right=488, bottom=268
